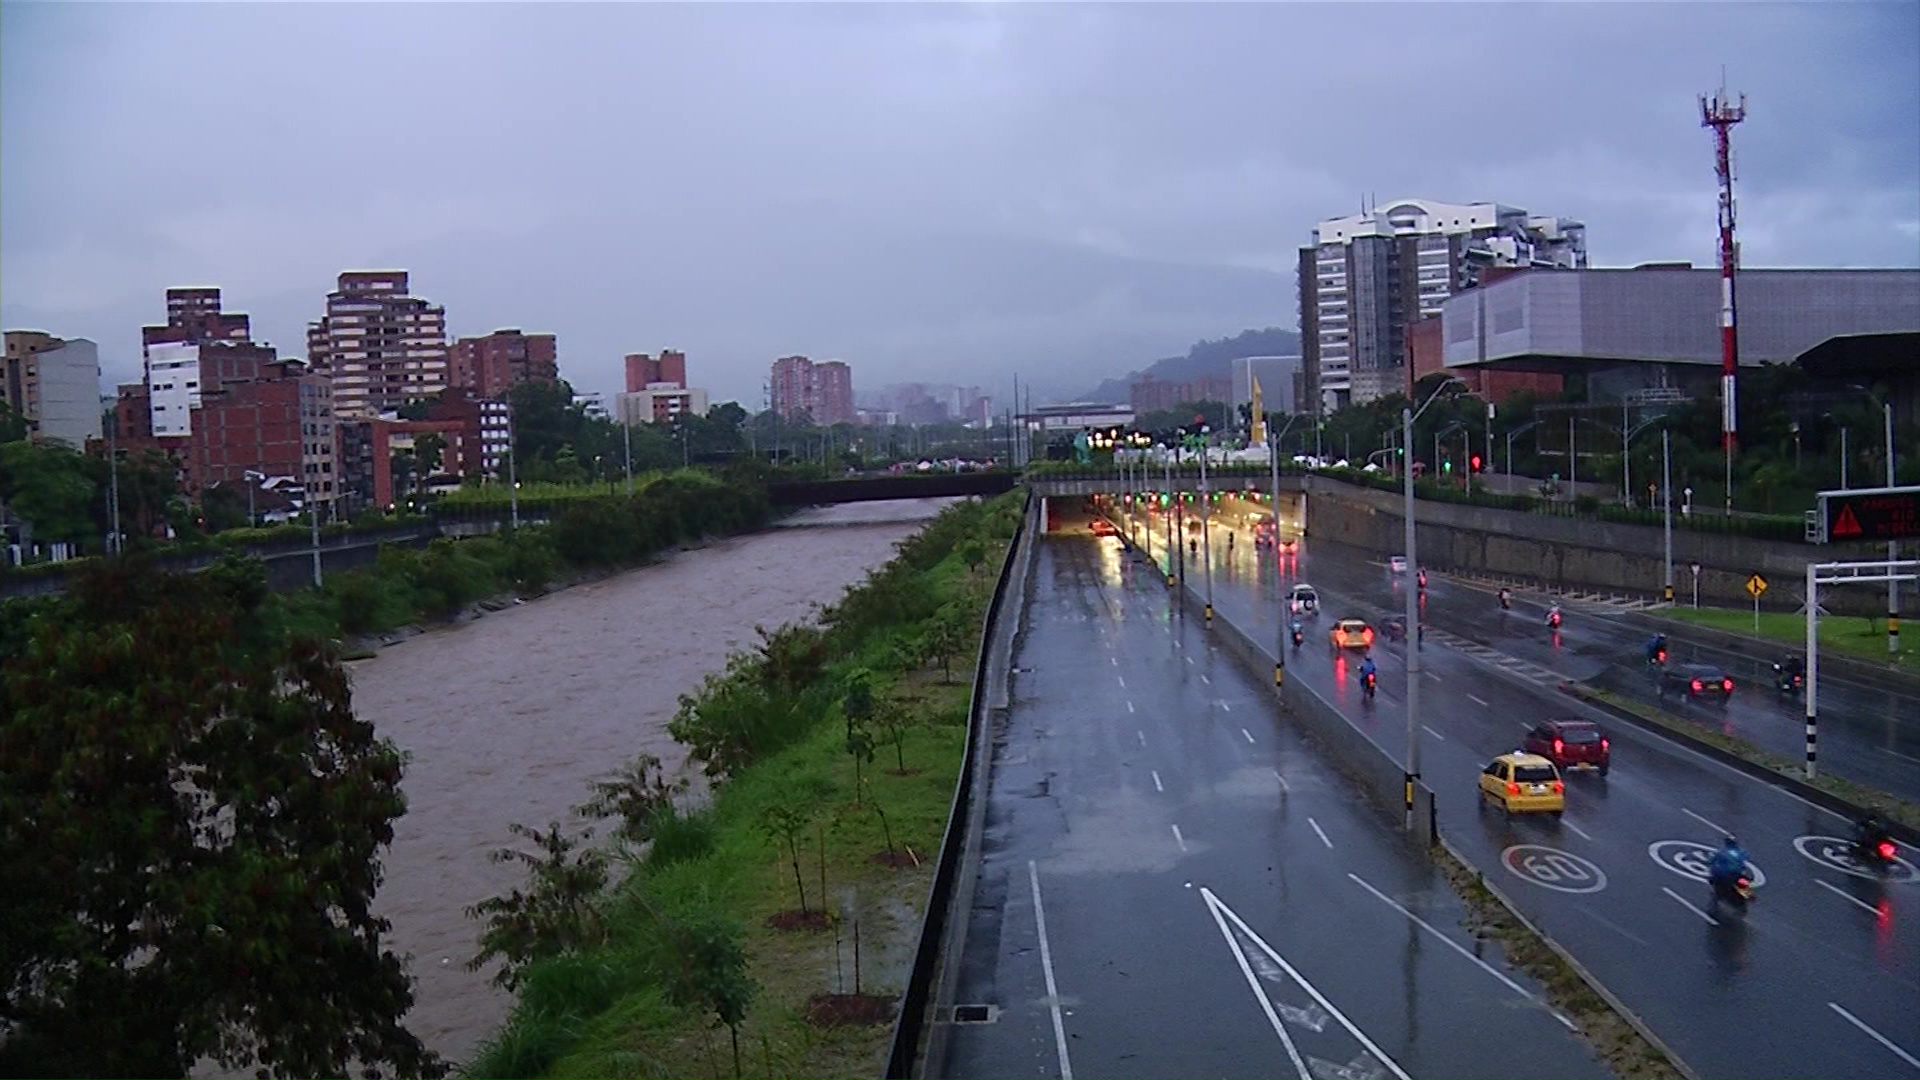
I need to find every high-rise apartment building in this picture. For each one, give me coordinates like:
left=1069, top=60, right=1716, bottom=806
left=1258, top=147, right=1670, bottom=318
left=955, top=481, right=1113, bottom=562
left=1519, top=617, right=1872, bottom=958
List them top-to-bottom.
left=1298, top=199, right=1586, bottom=411
left=306, top=271, right=449, bottom=418
left=141, top=287, right=252, bottom=361
left=450, top=329, right=558, bottom=400
left=2, top=331, right=101, bottom=448
left=624, top=350, right=687, bottom=394
left=769, top=355, right=855, bottom=425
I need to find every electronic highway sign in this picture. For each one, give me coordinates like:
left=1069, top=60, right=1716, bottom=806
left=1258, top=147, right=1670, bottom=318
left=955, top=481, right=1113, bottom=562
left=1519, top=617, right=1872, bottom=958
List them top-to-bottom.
left=1813, top=486, right=1920, bottom=545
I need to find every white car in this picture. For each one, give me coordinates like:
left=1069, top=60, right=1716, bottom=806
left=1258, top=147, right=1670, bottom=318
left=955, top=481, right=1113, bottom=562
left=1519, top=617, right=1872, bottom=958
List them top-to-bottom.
left=1389, top=555, right=1409, bottom=574
left=1288, top=584, right=1320, bottom=614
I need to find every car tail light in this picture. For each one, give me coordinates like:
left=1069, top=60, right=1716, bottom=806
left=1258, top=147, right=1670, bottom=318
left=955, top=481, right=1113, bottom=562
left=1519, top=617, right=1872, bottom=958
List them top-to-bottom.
left=1723, top=678, right=1734, bottom=691
left=1691, top=679, right=1703, bottom=692
left=1553, top=738, right=1564, bottom=756
left=1600, top=738, right=1610, bottom=751
left=1552, top=781, right=1564, bottom=794
left=1506, top=782, right=1520, bottom=795
left=1880, top=841, right=1898, bottom=861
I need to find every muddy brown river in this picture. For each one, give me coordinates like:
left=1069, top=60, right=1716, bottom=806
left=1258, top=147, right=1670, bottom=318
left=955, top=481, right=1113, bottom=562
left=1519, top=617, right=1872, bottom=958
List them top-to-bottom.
left=348, top=499, right=953, bottom=1069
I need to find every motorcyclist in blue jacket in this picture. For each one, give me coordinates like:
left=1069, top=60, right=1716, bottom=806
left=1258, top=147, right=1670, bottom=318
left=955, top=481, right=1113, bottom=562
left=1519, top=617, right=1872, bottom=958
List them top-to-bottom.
left=1646, top=633, right=1668, bottom=664
left=1359, top=655, right=1378, bottom=682
left=1708, top=836, right=1749, bottom=885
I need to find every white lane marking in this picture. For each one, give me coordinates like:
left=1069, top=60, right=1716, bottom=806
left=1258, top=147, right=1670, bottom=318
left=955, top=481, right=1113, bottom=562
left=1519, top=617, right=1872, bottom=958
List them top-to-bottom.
left=1186, top=655, right=1195, bottom=666
left=1111, top=656, right=1119, bottom=666
left=1425, top=671, right=1443, bottom=681
left=1200, top=672, right=1212, bottom=684
left=1118, top=675, right=1128, bottom=688
left=1468, top=694, right=1490, bottom=707
left=1126, top=700, right=1136, bottom=714
left=1219, top=700, right=1233, bottom=712
left=1421, top=724, right=1446, bottom=742
left=1241, top=728, right=1256, bottom=745
left=1136, top=730, right=1146, bottom=747
left=1879, top=746, right=1920, bottom=765
left=1273, top=769, right=1290, bottom=792
left=1151, top=770, right=1164, bottom=793
left=1682, top=807, right=1730, bottom=836
left=1560, top=817, right=1595, bottom=842
left=1308, top=818, right=1333, bottom=849
left=1172, top=824, right=1188, bottom=852
left=1027, top=861, right=1075, bottom=1080
left=1348, top=873, right=1575, bottom=1030
left=1815, top=878, right=1880, bottom=914
left=1661, top=886, right=1720, bottom=925
left=1206, top=888, right=1414, bottom=1078
left=1200, top=890, right=1311, bottom=1080
left=1830, top=1001, right=1920, bottom=1070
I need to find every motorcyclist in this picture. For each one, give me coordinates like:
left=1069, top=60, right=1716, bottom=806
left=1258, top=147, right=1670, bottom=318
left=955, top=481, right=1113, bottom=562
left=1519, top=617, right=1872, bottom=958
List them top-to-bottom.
left=1417, top=568, right=1428, bottom=590
left=1498, top=587, right=1512, bottom=610
left=1546, top=602, right=1563, bottom=627
left=1289, top=619, right=1304, bottom=647
left=1646, top=633, right=1669, bottom=664
left=1358, top=654, right=1378, bottom=693
left=1775, top=655, right=1806, bottom=687
left=1855, top=813, right=1892, bottom=858
left=1707, top=836, right=1750, bottom=888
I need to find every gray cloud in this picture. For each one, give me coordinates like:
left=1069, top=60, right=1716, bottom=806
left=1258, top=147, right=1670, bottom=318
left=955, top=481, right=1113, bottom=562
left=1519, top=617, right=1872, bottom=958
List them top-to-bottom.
left=3, top=1, right=1914, bottom=404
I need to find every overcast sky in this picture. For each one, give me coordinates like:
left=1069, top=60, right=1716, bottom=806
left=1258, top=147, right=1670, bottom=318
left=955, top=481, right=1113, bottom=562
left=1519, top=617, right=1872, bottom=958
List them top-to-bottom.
left=3, top=2, right=1915, bottom=406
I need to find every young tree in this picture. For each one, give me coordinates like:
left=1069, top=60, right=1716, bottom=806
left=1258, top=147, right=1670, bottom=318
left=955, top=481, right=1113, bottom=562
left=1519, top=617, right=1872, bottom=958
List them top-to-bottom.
left=957, top=538, right=987, bottom=576
left=0, top=558, right=441, bottom=1078
left=921, top=601, right=974, bottom=683
left=875, top=694, right=916, bottom=773
left=576, top=752, right=685, bottom=845
left=758, top=805, right=813, bottom=915
left=662, top=912, right=759, bottom=1080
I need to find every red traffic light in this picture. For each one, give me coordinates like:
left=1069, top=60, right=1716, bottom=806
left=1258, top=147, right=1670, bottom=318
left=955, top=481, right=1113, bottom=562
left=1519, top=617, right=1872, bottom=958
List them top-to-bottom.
left=1469, top=454, right=1482, bottom=472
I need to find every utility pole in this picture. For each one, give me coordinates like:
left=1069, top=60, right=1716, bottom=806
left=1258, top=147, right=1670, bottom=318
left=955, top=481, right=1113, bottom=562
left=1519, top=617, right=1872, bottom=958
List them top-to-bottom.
left=1701, top=75, right=1747, bottom=512
left=1888, top=402, right=1900, bottom=654
left=1402, top=404, right=1422, bottom=831
left=507, top=409, right=520, bottom=530
left=106, top=410, right=122, bottom=555
left=623, top=415, right=633, bottom=496
left=1270, top=422, right=1284, bottom=688
left=310, top=494, right=322, bottom=589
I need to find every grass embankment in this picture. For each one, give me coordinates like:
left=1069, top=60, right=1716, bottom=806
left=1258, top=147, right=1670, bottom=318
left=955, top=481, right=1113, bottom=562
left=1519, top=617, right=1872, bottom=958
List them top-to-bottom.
left=262, top=468, right=772, bottom=652
left=463, top=492, right=1024, bottom=1079
left=1657, top=605, right=1919, bottom=672
left=1569, top=685, right=1920, bottom=832
left=1432, top=846, right=1686, bottom=1080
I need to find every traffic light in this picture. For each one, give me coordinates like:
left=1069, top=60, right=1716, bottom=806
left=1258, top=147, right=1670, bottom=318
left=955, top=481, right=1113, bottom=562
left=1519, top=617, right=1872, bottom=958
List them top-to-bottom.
left=1470, top=454, right=1482, bottom=472
left=1442, top=459, right=1452, bottom=474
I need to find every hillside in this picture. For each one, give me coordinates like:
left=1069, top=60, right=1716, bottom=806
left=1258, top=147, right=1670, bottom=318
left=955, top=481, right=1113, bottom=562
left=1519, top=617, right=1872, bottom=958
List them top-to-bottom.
left=1080, top=327, right=1301, bottom=403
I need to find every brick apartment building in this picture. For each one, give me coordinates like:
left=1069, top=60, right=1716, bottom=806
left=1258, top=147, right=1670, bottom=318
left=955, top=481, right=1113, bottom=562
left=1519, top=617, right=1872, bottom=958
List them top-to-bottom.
left=307, top=271, right=449, bottom=418
left=141, top=287, right=252, bottom=359
left=450, top=328, right=558, bottom=399
left=625, top=350, right=687, bottom=393
left=769, top=355, right=855, bottom=425
left=356, top=389, right=512, bottom=509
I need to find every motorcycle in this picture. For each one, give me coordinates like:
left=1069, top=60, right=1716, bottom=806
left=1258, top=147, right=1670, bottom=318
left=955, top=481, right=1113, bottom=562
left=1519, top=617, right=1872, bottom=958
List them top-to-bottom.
left=1498, top=590, right=1512, bottom=610
left=1546, top=609, right=1563, bottom=630
left=1290, top=626, right=1305, bottom=650
left=1648, top=647, right=1668, bottom=667
left=1772, top=663, right=1805, bottom=693
left=1852, top=822, right=1899, bottom=871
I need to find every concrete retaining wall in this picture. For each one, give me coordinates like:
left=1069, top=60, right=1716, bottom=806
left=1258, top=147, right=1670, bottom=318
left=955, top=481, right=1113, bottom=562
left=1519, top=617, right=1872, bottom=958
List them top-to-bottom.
left=1303, top=476, right=1893, bottom=616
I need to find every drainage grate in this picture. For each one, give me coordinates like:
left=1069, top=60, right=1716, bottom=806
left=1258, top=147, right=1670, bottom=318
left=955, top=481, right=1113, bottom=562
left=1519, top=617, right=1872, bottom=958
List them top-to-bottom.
left=950, top=1003, right=998, bottom=1024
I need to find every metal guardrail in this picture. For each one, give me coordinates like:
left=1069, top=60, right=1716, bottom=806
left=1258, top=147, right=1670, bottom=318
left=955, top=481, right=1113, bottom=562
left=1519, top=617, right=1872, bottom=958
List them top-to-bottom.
left=884, top=491, right=1035, bottom=1079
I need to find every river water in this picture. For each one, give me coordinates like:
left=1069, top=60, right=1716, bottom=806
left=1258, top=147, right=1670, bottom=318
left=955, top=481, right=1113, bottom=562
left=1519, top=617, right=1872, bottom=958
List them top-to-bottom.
left=347, top=499, right=953, bottom=1069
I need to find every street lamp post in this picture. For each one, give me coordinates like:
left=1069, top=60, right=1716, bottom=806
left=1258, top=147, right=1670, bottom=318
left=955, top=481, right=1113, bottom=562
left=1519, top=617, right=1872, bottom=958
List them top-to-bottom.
left=1887, top=402, right=1899, bottom=655
left=1403, top=403, right=1422, bottom=831
left=623, top=417, right=634, bottom=496
left=1270, top=422, right=1284, bottom=687
left=1198, top=427, right=1214, bottom=623
left=1662, top=428, right=1675, bottom=603
left=1164, top=453, right=1176, bottom=588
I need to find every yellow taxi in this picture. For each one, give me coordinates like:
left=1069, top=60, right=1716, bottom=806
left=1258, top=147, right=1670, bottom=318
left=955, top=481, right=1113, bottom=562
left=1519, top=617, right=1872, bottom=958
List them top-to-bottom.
left=1329, top=618, right=1374, bottom=651
left=1478, top=752, right=1566, bottom=815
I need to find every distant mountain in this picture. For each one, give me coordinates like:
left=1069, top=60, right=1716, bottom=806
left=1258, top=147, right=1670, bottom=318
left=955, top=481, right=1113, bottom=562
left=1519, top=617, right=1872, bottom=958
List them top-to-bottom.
left=1080, top=327, right=1301, bottom=404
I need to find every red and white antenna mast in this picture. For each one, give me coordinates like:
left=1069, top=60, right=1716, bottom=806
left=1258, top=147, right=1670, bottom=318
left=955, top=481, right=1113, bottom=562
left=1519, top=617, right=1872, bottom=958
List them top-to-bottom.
left=1701, top=74, right=1746, bottom=509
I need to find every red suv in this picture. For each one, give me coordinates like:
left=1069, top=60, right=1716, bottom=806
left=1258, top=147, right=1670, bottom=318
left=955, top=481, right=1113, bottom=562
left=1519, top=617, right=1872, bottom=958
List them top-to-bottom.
left=1524, top=719, right=1611, bottom=776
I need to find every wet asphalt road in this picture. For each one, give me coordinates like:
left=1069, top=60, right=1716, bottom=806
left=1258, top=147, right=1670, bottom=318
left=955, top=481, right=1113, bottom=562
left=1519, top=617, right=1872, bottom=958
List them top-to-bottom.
left=1123, top=504, right=1920, bottom=1079
left=938, top=527, right=1607, bottom=1080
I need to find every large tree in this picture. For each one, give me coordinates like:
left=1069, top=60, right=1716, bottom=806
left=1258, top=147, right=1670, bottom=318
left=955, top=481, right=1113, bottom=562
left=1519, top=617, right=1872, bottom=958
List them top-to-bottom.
left=0, top=557, right=442, bottom=1078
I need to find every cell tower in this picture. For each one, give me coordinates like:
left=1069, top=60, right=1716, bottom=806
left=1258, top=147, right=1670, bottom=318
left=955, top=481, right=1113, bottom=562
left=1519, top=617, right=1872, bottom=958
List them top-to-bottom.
left=1700, top=75, right=1747, bottom=505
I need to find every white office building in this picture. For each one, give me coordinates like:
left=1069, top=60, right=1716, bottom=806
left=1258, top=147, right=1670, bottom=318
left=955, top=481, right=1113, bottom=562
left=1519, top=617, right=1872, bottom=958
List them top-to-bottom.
left=1299, top=199, right=1587, bottom=411
left=148, top=342, right=202, bottom=436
